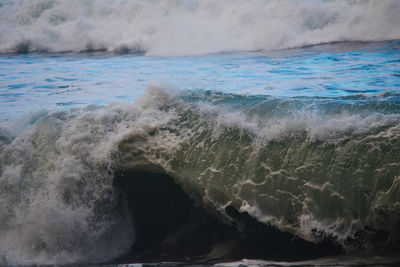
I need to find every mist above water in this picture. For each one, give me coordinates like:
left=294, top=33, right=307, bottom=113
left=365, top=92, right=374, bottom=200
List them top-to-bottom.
left=1, top=0, right=400, bottom=56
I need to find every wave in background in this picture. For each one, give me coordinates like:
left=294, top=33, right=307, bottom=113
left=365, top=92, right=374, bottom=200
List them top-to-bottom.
left=1, top=0, right=400, bottom=56
left=1, top=86, right=399, bottom=265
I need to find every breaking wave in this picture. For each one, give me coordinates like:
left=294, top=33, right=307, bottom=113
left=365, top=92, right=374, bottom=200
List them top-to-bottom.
left=1, top=0, right=400, bottom=55
left=0, top=85, right=399, bottom=265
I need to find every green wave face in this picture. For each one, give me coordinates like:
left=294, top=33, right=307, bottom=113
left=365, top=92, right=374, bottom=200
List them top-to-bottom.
left=1, top=86, right=399, bottom=265
left=119, top=88, right=400, bottom=246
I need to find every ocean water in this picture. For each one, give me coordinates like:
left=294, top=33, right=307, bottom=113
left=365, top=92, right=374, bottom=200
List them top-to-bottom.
left=1, top=1, right=400, bottom=266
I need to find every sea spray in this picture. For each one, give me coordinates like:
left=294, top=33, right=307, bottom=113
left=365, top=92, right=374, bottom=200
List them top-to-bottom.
left=1, top=0, right=400, bottom=55
left=1, top=86, right=399, bottom=264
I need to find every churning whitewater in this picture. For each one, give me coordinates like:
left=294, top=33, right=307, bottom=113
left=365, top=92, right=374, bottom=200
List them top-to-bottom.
left=1, top=0, right=400, bottom=55
left=1, top=0, right=400, bottom=265
left=0, top=86, right=399, bottom=265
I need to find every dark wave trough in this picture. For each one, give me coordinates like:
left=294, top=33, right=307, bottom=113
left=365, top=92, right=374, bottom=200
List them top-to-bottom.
left=0, top=86, right=399, bottom=265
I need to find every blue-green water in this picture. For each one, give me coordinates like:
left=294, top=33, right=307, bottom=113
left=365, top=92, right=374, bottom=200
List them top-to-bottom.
left=1, top=0, right=400, bottom=266
left=1, top=41, right=400, bottom=121
left=1, top=41, right=400, bottom=266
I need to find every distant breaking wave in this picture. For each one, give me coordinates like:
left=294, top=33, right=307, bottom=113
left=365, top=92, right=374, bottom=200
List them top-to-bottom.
left=1, top=0, right=400, bottom=56
left=1, top=86, right=399, bottom=265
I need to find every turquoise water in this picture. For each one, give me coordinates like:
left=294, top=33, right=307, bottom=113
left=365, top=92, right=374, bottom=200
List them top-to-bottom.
left=1, top=0, right=400, bottom=265
left=1, top=41, right=399, bottom=121
left=1, top=41, right=400, bottom=266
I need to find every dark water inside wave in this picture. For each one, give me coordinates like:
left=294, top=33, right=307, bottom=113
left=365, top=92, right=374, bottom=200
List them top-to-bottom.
left=1, top=2, right=400, bottom=265
left=1, top=85, right=400, bottom=266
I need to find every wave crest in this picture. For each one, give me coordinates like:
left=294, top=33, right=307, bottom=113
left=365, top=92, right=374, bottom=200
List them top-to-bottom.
left=1, top=0, right=400, bottom=55
left=1, top=86, right=400, bottom=264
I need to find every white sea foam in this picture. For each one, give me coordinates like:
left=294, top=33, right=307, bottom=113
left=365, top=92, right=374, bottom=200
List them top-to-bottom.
left=0, top=0, right=399, bottom=55
left=0, top=86, right=181, bottom=265
left=1, top=86, right=399, bottom=264
left=219, top=250, right=400, bottom=267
